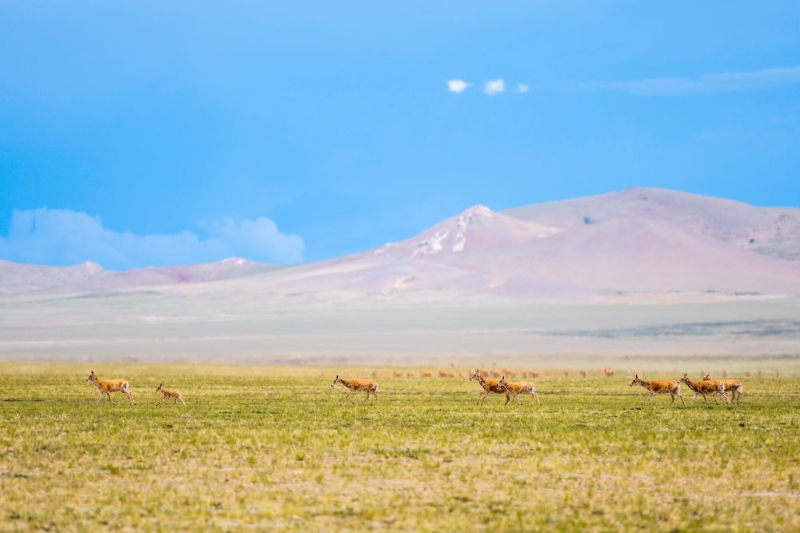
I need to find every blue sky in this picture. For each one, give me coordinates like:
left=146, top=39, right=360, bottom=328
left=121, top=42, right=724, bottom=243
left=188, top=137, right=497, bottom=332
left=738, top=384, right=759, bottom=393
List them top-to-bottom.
left=1, top=1, right=799, bottom=269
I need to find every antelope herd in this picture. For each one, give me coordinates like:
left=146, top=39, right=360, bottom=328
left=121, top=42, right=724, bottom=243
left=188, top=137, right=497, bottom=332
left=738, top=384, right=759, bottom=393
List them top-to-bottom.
left=85, top=367, right=749, bottom=409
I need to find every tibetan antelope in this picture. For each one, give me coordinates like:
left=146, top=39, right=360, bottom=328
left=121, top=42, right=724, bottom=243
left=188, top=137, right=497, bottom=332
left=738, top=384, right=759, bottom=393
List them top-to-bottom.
left=604, top=367, right=614, bottom=379
left=468, top=369, right=509, bottom=405
left=86, top=370, right=135, bottom=405
left=678, top=373, right=730, bottom=406
left=702, top=373, right=743, bottom=405
left=331, top=375, right=378, bottom=404
left=498, top=375, right=540, bottom=406
left=629, top=375, right=685, bottom=406
left=156, top=384, right=186, bottom=406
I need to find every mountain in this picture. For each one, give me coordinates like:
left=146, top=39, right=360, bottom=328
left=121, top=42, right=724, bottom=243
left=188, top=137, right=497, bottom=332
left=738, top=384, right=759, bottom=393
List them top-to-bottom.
left=504, top=187, right=800, bottom=260
left=2, top=188, right=799, bottom=301
left=0, top=257, right=280, bottom=297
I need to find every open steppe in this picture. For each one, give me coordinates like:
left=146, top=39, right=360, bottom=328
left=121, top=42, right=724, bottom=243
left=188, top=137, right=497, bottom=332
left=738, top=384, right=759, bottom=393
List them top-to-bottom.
left=2, top=362, right=799, bottom=531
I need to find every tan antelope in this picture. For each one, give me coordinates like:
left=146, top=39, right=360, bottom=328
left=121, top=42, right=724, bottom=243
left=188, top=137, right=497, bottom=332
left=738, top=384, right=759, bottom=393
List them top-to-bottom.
left=604, top=367, right=614, bottom=379
left=469, top=369, right=509, bottom=405
left=86, top=370, right=135, bottom=405
left=421, top=370, right=432, bottom=378
left=393, top=371, right=403, bottom=378
left=678, top=373, right=730, bottom=406
left=702, top=373, right=743, bottom=405
left=331, top=375, right=378, bottom=404
left=498, top=375, right=541, bottom=406
left=629, top=375, right=685, bottom=406
left=156, top=383, right=186, bottom=406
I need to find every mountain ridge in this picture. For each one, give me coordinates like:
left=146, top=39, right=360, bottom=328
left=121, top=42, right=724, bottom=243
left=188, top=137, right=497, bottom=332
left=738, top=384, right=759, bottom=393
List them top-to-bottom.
left=2, top=187, right=799, bottom=301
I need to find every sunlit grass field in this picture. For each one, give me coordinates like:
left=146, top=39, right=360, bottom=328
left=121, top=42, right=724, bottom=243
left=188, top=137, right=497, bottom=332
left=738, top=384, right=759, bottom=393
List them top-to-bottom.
left=1, top=362, right=799, bottom=532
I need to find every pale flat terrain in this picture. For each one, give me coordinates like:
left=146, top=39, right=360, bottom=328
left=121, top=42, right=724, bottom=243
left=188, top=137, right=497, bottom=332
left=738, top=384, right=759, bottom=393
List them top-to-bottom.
left=1, top=289, right=798, bottom=366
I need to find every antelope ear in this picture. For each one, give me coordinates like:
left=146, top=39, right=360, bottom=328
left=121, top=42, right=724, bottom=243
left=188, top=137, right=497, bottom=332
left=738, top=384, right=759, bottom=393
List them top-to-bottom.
left=335, top=375, right=339, bottom=379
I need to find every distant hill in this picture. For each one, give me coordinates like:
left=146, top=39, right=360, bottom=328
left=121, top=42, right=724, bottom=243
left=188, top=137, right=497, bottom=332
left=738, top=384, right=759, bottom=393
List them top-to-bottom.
left=2, top=188, right=799, bottom=301
left=0, top=258, right=281, bottom=297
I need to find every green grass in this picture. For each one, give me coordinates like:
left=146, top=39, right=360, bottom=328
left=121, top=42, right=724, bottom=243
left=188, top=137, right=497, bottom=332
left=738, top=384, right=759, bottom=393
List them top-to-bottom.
left=1, top=363, right=799, bottom=532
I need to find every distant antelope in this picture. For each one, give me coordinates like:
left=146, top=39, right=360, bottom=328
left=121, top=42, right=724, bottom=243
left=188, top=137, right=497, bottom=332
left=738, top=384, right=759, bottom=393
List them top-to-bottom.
left=604, top=367, right=614, bottom=379
left=469, top=369, right=509, bottom=405
left=86, top=370, right=135, bottom=405
left=372, top=370, right=384, bottom=378
left=421, top=370, right=432, bottom=378
left=580, top=370, right=588, bottom=378
left=393, top=371, right=403, bottom=378
left=407, top=372, right=416, bottom=378
left=678, top=373, right=730, bottom=406
left=702, top=373, right=743, bottom=405
left=331, top=375, right=378, bottom=404
left=498, top=375, right=540, bottom=406
left=629, top=375, right=685, bottom=406
left=156, top=383, right=186, bottom=406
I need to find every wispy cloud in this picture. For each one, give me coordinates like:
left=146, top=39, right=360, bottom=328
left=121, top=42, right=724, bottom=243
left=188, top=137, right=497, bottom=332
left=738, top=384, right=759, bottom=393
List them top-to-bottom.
left=600, top=65, right=800, bottom=96
left=447, top=79, right=470, bottom=93
left=484, top=79, right=505, bottom=96
left=516, top=83, right=529, bottom=93
left=0, top=208, right=304, bottom=270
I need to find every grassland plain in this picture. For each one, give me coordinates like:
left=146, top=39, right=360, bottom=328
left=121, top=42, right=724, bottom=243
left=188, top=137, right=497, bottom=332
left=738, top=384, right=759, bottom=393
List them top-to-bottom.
left=1, top=362, right=799, bottom=532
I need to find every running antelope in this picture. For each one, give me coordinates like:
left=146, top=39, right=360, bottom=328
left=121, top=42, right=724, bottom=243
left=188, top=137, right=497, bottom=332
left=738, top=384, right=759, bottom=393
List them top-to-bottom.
left=604, top=367, right=614, bottom=379
left=469, top=369, right=509, bottom=405
left=86, top=370, right=135, bottom=405
left=678, top=373, right=730, bottom=406
left=702, top=373, right=743, bottom=405
left=331, top=375, right=379, bottom=404
left=498, top=375, right=541, bottom=406
left=629, top=375, right=685, bottom=406
left=156, top=384, right=186, bottom=406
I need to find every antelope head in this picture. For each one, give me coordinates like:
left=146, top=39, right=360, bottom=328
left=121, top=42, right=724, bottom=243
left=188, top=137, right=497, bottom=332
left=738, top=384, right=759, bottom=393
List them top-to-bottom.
left=498, top=375, right=509, bottom=391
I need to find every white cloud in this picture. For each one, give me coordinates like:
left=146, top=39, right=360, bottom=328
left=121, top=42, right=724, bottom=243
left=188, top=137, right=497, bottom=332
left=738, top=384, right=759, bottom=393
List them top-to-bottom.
left=602, top=65, right=800, bottom=96
left=447, top=79, right=470, bottom=93
left=484, top=79, right=505, bottom=96
left=516, top=83, right=529, bottom=93
left=0, top=208, right=304, bottom=270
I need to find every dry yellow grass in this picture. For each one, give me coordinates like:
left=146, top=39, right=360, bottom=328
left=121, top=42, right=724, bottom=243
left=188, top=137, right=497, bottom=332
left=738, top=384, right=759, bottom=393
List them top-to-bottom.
left=1, top=362, right=799, bottom=531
